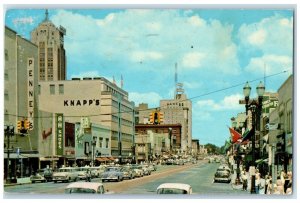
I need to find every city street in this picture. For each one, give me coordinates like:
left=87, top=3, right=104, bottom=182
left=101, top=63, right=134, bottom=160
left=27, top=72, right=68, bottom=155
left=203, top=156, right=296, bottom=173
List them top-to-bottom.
left=4, top=161, right=248, bottom=197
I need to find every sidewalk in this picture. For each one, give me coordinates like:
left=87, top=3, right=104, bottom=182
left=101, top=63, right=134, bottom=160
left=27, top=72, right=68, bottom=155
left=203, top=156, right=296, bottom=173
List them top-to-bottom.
left=4, top=177, right=31, bottom=187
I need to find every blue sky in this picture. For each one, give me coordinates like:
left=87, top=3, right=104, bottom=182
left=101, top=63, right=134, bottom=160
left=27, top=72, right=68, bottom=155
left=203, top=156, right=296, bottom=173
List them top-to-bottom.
left=5, top=8, right=294, bottom=147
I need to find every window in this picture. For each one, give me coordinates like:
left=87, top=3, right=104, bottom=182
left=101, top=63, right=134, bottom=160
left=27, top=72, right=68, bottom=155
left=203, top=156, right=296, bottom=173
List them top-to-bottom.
left=5, top=49, right=8, bottom=61
left=50, top=84, right=55, bottom=95
left=59, top=84, right=64, bottom=94
left=38, top=85, right=41, bottom=95
left=99, top=137, right=103, bottom=148
left=105, top=138, right=109, bottom=148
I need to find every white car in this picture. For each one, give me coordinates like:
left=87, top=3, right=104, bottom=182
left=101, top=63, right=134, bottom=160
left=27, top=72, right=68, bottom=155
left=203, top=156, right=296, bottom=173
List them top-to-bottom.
left=53, top=167, right=79, bottom=183
left=65, top=182, right=109, bottom=194
left=157, top=183, right=193, bottom=194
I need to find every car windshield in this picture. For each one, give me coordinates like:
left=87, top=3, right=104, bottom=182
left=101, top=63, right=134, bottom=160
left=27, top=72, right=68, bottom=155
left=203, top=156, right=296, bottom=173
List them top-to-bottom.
left=105, top=167, right=118, bottom=172
left=215, top=172, right=229, bottom=177
left=65, top=188, right=96, bottom=194
left=157, top=188, right=188, bottom=194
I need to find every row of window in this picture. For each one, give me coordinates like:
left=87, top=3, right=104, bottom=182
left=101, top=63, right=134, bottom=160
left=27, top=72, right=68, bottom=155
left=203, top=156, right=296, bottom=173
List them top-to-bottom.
left=166, top=102, right=185, bottom=107
left=96, top=137, right=110, bottom=149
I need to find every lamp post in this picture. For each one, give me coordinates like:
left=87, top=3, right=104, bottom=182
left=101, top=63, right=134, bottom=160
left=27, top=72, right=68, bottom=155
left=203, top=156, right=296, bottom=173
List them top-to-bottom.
left=243, top=81, right=265, bottom=194
left=231, top=118, right=241, bottom=185
left=5, top=125, right=14, bottom=184
left=168, top=128, right=172, bottom=154
left=92, top=137, right=96, bottom=166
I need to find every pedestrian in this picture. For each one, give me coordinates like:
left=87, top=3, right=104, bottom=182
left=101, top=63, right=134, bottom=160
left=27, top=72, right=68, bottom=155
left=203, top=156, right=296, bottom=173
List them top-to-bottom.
left=241, top=171, right=248, bottom=191
left=255, top=173, right=261, bottom=194
left=259, top=175, right=266, bottom=194
left=266, top=179, right=272, bottom=194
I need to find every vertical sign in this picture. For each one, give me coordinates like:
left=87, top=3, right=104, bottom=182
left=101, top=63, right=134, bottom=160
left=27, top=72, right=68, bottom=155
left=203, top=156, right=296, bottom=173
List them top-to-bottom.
left=27, top=58, right=34, bottom=130
left=56, top=114, right=64, bottom=155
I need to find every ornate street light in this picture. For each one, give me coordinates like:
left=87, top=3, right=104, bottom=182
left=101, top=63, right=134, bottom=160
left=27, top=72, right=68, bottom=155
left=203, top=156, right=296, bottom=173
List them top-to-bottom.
left=243, top=81, right=265, bottom=194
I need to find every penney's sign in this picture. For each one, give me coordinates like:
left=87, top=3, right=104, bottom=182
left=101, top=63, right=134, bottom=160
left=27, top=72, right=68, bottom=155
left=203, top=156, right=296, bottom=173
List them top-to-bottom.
left=27, top=58, right=34, bottom=130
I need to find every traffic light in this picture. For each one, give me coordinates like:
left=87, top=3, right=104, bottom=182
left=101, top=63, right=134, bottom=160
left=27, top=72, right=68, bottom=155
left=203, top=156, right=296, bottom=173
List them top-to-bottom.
left=149, top=112, right=154, bottom=124
left=154, top=112, right=159, bottom=124
left=158, top=112, right=164, bottom=124
left=25, top=119, right=30, bottom=130
left=17, top=121, right=22, bottom=131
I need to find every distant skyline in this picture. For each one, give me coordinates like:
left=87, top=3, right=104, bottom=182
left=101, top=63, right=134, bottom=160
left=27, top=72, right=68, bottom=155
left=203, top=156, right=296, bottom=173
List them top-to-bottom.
left=5, top=7, right=294, bottom=146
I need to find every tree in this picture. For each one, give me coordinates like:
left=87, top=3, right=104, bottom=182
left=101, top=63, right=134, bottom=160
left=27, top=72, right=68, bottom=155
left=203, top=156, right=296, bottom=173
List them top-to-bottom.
left=204, top=143, right=221, bottom=154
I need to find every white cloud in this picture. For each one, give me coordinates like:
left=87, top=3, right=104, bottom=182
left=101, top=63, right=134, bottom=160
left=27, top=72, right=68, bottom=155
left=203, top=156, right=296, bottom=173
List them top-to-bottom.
left=51, top=9, right=241, bottom=75
left=238, top=15, right=293, bottom=56
left=247, top=29, right=266, bottom=46
left=181, top=52, right=206, bottom=69
left=245, top=54, right=292, bottom=75
left=70, top=71, right=100, bottom=79
left=183, top=81, right=202, bottom=89
left=129, top=92, right=162, bottom=108
left=196, top=94, right=243, bottom=111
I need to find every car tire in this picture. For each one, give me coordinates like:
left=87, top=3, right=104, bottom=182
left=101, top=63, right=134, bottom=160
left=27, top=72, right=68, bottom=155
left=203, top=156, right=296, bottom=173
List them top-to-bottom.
left=117, top=177, right=120, bottom=182
left=31, top=181, right=35, bottom=184
left=54, top=181, right=57, bottom=183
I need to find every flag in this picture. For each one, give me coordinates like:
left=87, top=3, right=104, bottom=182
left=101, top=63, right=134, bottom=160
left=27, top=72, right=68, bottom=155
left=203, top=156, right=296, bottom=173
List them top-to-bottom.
left=229, top=127, right=241, bottom=143
left=241, top=128, right=254, bottom=142
left=224, top=139, right=231, bottom=151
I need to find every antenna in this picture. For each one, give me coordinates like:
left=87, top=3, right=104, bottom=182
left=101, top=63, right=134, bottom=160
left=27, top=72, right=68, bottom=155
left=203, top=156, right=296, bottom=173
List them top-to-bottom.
left=45, top=9, right=49, bottom=21
left=174, top=63, right=178, bottom=99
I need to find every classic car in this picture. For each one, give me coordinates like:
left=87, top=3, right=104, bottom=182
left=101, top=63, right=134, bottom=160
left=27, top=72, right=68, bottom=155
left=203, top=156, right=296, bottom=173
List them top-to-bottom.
left=130, top=164, right=144, bottom=177
left=101, top=166, right=123, bottom=182
left=121, top=166, right=135, bottom=179
left=52, top=167, right=79, bottom=183
left=30, top=168, right=53, bottom=183
left=213, top=170, right=231, bottom=183
left=65, top=182, right=109, bottom=194
left=157, top=183, right=193, bottom=194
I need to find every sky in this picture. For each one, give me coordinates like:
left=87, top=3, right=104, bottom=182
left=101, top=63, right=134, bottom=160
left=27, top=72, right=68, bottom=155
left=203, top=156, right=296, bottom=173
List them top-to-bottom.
left=4, top=6, right=294, bottom=147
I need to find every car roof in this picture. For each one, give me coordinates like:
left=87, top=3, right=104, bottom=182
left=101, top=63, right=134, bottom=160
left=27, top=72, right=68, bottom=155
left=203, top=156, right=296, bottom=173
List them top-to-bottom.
left=66, top=182, right=104, bottom=190
left=157, top=183, right=191, bottom=191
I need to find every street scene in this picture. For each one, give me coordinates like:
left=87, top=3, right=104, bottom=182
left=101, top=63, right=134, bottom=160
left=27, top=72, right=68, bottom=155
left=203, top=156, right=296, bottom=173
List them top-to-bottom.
left=3, top=6, right=294, bottom=198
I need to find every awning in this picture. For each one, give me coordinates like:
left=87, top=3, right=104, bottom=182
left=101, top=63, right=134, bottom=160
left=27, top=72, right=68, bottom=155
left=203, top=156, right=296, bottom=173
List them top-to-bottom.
left=4, top=153, right=40, bottom=159
left=40, top=157, right=59, bottom=161
left=96, top=157, right=109, bottom=162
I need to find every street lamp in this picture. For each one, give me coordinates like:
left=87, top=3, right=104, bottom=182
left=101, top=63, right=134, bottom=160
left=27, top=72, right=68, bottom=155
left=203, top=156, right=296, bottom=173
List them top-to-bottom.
left=243, top=81, right=265, bottom=194
left=231, top=118, right=241, bottom=185
left=4, top=124, right=14, bottom=184
left=168, top=128, right=172, bottom=154
left=92, top=137, right=96, bottom=166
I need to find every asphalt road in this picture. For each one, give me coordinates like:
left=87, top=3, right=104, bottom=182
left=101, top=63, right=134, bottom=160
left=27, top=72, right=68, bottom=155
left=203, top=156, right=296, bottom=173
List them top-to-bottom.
left=3, top=161, right=248, bottom=198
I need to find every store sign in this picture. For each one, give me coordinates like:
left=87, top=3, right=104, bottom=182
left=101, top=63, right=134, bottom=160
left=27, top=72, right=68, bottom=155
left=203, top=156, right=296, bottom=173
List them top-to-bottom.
left=27, top=58, right=34, bottom=130
left=63, top=99, right=100, bottom=106
left=56, top=114, right=64, bottom=155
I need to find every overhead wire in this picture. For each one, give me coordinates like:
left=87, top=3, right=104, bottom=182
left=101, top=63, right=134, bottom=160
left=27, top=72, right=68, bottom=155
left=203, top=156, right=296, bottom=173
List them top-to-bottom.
left=4, top=69, right=291, bottom=119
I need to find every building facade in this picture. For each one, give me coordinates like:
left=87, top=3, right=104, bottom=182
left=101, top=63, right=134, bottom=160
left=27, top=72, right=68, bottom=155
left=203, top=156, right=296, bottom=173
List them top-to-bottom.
left=30, top=10, right=66, bottom=81
left=4, top=26, right=39, bottom=180
left=38, top=77, right=135, bottom=167
left=160, top=83, right=192, bottom=153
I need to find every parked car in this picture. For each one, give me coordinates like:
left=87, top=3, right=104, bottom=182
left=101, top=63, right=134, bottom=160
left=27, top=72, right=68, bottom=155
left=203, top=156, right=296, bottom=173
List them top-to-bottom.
left=147, top=163, right=157, bottom=171
left=131, top=164, right=144, bottom=177
left=141, top=164, right=151, bottom=176
left=90, top=165, right=106, bottom=178
left=101, top=166, right=123, bottom=182
left=121, top=166, right=135, bottom=179
left=52, top=167, right=79, bottom=183
left=30, top=169, right=48, bottom=183
left=213, top=171, right=231, bottom=183
left=65, top=182, right=110, bottom=194
left=156, top=183, right=193, bottom=194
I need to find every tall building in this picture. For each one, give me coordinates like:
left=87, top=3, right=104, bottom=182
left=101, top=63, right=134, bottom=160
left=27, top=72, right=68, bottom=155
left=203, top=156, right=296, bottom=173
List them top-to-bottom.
left=31, top=10, right=66, bottom=81
left=4, top=26, right=39, bottom=179
left=160, top=83, right=192, bottom=153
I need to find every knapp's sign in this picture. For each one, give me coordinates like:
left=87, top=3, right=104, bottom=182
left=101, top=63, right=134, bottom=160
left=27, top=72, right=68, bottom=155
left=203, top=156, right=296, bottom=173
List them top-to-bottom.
left=64, top=99, right=100, bottom=106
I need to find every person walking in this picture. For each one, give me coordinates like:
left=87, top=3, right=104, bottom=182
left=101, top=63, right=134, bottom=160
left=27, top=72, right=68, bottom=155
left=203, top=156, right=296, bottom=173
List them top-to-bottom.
left=241, top=170, right=248, bottom=191
left=255, top=173, right=261, bottom=194
left=259, top=175, right=266, bottom=194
